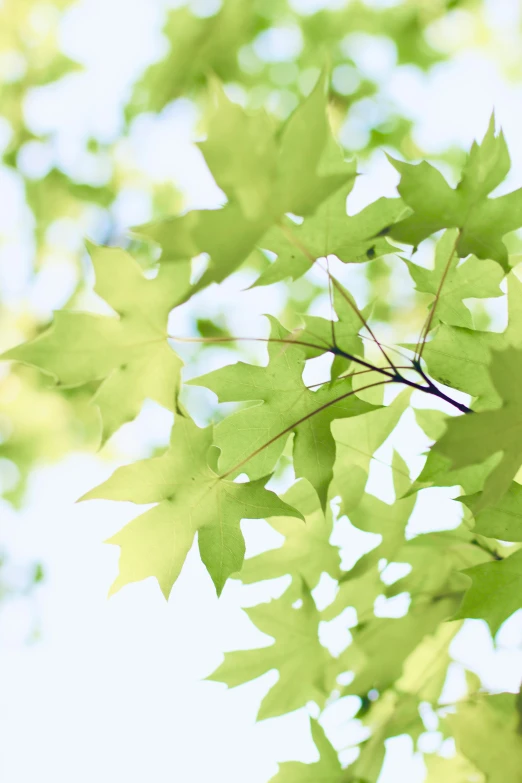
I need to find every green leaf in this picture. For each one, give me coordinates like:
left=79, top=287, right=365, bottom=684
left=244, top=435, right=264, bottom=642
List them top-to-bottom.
left=127, top=0, right=254, bottom=117
left=273, top=72, right=353, bottom=217
left=135, top=74, right=357, bottom=289
left=198, top=79, right=277, bottom=221
left=389, top=116, right=522, bottom=269
left=255, top=186, right=404, bottom=287
left=135, top=202, right=269, bottom=287
left=404, top=228, right=503, bottom=329
left=2, top=245, right=191, bottom=444
left=418, top=271, right=522, bottom=411
left=293, top=278, right=365, bottom=364
left=190, top=316, right=378, bottom=508
left=417, top=325, right=501, bottom=409
left=435, top=346, right=522, bottom=511
left=331, top=388, right=412, bottom=512
left=411, top=409, right=498, bottom=495
left=81, top=415, right=303, bottom=597
left=347, top=451, right=415, bottom=561
left=323, top=452, right=416, bottom=622
left=239, top=479, right=342, bottom=589
left=461, top=482, right=522, bottom=541
left=385, top=527, right=488, bottom=601
left=455, top=547, right=522, bottom=635
left=208, top=586, right=334, bottom=720
left=343, top=597, right=460, bottom=697
left=397, top=622, right=459, bottom=703
left=350, top=692, right=423, bottom=783
left=448, top=694, right=522, bottom=782
left=269, top=719, right=343, bottom=783
left=424, top=752, right=485, bottom=783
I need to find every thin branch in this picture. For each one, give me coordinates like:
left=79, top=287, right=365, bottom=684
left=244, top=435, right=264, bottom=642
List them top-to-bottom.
left=277, top=222, right=399, bottom=372
left=324, top=270, right=399, bottom=372
left=169, top=332, right=472, bottom=414
left=414, top=362, right=473, bottom=415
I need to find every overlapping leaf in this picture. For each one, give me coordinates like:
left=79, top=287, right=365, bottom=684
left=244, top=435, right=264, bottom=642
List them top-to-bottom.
left=134, top=75, right=357, bottom=289
left=389, top=116, right=522, bottom=269
left=254, top=183, right=405, bottom=287
left=404, top=228, right=503, bottom=330
left=2, top=245, right=191, bottom=443
left=418, top=271, right=522, bottom=412
left=190, top=317, right=378, bottom=508
left=435, top=346, right=522, bottom=511
left=330, top=388, right=412, bottom=512
left=411, top=409, right=497, bottom=495
left=81, top=415, right=303, bottom=597
left=323, top=451, right=415, bottom=621
left=239, top=479, right=341, bottom=589
left=462, top=481, right=522, bottom=541
left=455, top=547, right=522, bottom=635
left=209, top=586, right=334, bottom=720
left=349, top=691, right=423, bottom=783
left=449, top=694, right=522, bottom=782
left=269, top=720, right=343, bottom=783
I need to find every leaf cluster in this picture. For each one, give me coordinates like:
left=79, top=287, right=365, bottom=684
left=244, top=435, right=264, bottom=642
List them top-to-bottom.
left=5, top=11, right=522, bottom=781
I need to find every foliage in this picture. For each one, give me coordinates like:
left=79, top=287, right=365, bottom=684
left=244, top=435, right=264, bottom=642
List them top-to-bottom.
left=3, top=0, right=522, bottom=779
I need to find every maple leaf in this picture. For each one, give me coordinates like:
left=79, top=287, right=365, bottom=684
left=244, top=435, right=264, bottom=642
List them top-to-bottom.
left=133, top=74, right=357, bottom=289
left=198, top=78, right=278, bottom=221
left=389, top=115, right=522, bottom=270
left=254, top=183, right=405, bottom=287
left=404, top=228, right=503, bottom=330
left=2, top=244, right=191, bottom=444
left=417, top=272, right=522, bottom=412
left=291, top=277, right=370, bottom=379
left=190, top=316, right=379, bottom=508
left=418, top=323, right=500, bottom=409
left=435, top=346, right=522, bottom=511
left=330, top=388, right=412, bottom=512
left=411, top=409, right=498, bottom=495
left=81, top=415, right=303, bottom=597
left=323, top=451, right=416, bottom=621
left=239, top=478, right=342, bottom=589
left=461, top=481, right=522, bottom=542
left=385, top=528, right=487, bottom=606
left=455, top=547, right=522, bottom=635
left=208, top=585, right=334, bottom=720
left=342, top=597, right=460, bottom=697
left=397, top=623, right=459, bottom=704
left=350, top=691, right=423, bottom=783
left=449, top=694, right=522, bottom=783
left=269, top=720, right=343, bottom=783
left=424, top=752, right=485, bottom=783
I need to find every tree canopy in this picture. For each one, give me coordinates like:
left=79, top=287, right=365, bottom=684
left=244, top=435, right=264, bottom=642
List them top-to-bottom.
left=2, top=0, right=522, bottom=780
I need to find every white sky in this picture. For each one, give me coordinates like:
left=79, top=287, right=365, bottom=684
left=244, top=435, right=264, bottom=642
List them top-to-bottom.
left=1, top=1, right=522, bottom=781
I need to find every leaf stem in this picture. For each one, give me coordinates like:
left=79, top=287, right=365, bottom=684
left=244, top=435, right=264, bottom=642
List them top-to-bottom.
left=277, top=222, right=400, bottom=372
left=415, top=229, right=461, bottom=360
left=169, top=333, right=472, bottom=414
left=218, top=379, right=391, bottom=479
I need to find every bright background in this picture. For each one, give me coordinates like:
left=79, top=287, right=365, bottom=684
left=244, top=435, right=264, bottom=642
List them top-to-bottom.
left=1, top=1, right=522, bottom=781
